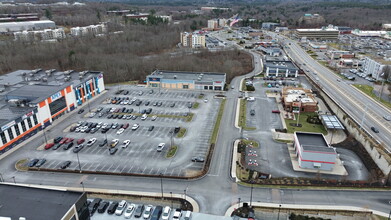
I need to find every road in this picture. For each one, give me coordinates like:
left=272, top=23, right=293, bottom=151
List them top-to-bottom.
left=269, top=32, right=391, bottom=150
left=1, top=44, right=391, bottom=217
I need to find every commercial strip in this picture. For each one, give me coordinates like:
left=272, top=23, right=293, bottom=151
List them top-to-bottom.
left=295, top=27, right=339, bottom=40
left=264, top=58, right=299, bottom=78
left=0, top=69, right=105, bottom=154
left=146, top=70, right=226, bottom=91
left=0, top=183, right=89, bottom=220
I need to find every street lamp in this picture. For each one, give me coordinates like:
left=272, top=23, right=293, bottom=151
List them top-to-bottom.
left=42, top=126, right=48, bottom=145
left=76, top=151, right=82, bottom=173
left=0, top=172, right=3, bottom=182
left=160, top=173, right=164, bottom=199
left=11, top=176, right=16, bottom=184
left=80, top=181, right=85, bottom=192
left=250, top=183, right=253, bottom=207
left=184, top=189, right=187, bottom=201
left=170, top=192, right=173, bottom=208
left=238, top=198, right=241, bottom=209
left=277, top=204, right=282, bottom=220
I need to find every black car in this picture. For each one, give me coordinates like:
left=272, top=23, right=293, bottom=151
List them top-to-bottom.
left=124, top=91, right=129, bottom=95
left=145, top=101, right=150, bottom=106
left=170, top=103, right=175, bottom=107
left=96, top=107, right=104, bottom=112
left=122, top=107, right=126, bottom=113
left=128, top=108, right=134, bottom=113
left=146, top=108, right=152, bottom=114
left=78, top=109, right=85, bottom=114
left=141, top=109, right=146, bottom=114
left=250, top=109, right=255, bottom=116
left=107, top=114, right=113, bottom=119
left=70, top=126, right=77, bottom=132
left=148, top=126, right=155, bottom=131
left=371, top=126, right=379, bottom=133
left=85, top=127, right=92, bottom=133
left=174, top=127, right=180, bottom=133
left=101, top=128, right=109, bottom=133
left=54, top=136, right=63, bottom=144
left=99, top=139, right=108, bottom=147
left=63, top=142, right=74, bottom=150
left=52, top=143, right=63, bottom=150
left=73, top=144, right=84, bottom=153
left=109, top=148, right=118, bottom=155
left=191, top=156, right=205, bottom=162
left=28, top=159, right=39, bottom=167
left=35, top=159, right=47, bottom=167
left=60, top=160, right=72, bottom=169
left=89, top=198, right=102, bottom=216
left=97, top=201, right=109, bottom=213
left=107, top=201, right=119, bottom=214
left=134, top=204, right=145, bottom=218
left=150, top=206, right=163, bottom=220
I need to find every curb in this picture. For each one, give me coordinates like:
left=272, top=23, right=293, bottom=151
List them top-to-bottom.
left=234, top=98, right=241, bottom=129
left=231, top=140, right=240, bottom=182
left=0, top=182, right=200, bottom=212
left=224, top=202, right=389, bottom=218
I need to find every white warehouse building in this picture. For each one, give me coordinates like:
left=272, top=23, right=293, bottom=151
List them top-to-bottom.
left=0, top=20, right=55, bottom=33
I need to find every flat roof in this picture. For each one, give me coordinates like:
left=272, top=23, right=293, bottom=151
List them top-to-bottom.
left=296, top=28, right=338, bottom=32
left=265, top=60, right=298, bottom=70
left=149, top=70, right=226, bottom=82
left=284, top=89, right=316, bottom=103
left=320, top=114, right=345, bottom=130
left=295, top=132, right=335, bottom=153
left=0, top=184, right=83, bottom=220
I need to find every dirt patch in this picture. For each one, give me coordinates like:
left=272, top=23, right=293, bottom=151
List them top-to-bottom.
left=185, top=169, right=202, bottom=177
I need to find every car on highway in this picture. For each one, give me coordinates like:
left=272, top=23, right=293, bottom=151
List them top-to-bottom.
left=383, top=115, right=391, bottom=121
left=132, top=123, right=140, bottom=130
left=371, top=126, right=380, bottom=133
left=117, top=128, right=125, bottom=135
left=86, top=138, right=96, bottom=147
left=110, top=139, right=119, bottom=147
left=122, top=140, right=130, bottom=148
left=157, top=143, right=165, bottom=152
left=73, top=144, right=84, bottom=153
left=191, top=156, right=205, bottom=162
left=28, top=159, right=39, bottom=167
left=35, top=159, right=47, bottom=167
left=60, top=160, right=72, bottom=169
left=115, top=200, right=127, bottom=216
left=107, top=201, right=119, bottom=214
left=124, top=203, right=136, bottom=218
left=134, top=204, right=144, bottom=218
left=143, top=205, right=153, bottom=219
left=161, top=206, right=171, bottom=220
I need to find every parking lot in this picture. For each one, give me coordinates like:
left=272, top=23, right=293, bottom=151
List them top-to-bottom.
left=24, top=86, right=221, bottom=177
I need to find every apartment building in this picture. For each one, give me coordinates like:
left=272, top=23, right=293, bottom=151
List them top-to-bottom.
left=70, top=23, right=107, bottom=37
left=14, top=28, right=65, bottom=41
left=180, top=32, right=205, bottom=48
left=362, top=57, right=391, bottom=80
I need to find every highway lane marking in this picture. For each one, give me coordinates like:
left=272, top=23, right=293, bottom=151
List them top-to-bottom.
left=289, top=44, right=391, bottom=144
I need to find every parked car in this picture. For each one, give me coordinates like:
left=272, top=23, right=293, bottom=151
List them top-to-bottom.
left=170, top=103, right=175, bottom=107
left=146, top=108, right=152, bottom=114
left=78, top=109, right=85, bottom=114
left=250, top=109, right=255, bottom=116
left=271, top=110, right=280, bottom=113
left=141, top=114, right=148, bottom=120
left=151, top=115, right=157, bottom=121
left=383, top=115, right=391, bottom=121
left=123, top=123, right=129, bottom=129
left=132, top=124, right=140, bottom=130
left=148, top=126, right=155, bottom=131
left=371, top=126, right=380, bottom=133
left=174, top=127, right=180, bottom=133
left=117, top=128, right=125, bottom=135
left=54, top=136, right=63, bottom=144
left=59, top=138, right=68, bottom=144
left=77, top=138, right=85, bottom=145
left=86, top=138, right=96, bottom=147
left=99, top=139, right=108, bottom=147
left=110, top=139, right=119, bottom=147
left=122, top=140, right=131, bottom=148
left=63, top=142, right=74, bottom=150
left=44, top=143, right=55, bottom=150
left=52, top=143, right=62, bottom=150
left=157, top=143, right=165, bottom=152
left=73, top=144, right=84, bottom=153
left=109, top=148, right=118, bottom=155
left=191, top=156, right=205, bottom=162
left=28, top=159, right=39, bottom=167
left=35, top=159, right=47, bottom=167
left=60, top=160, right=72, bottom=169
left=89, top=198, right=102, bottom=216
left=115, top=200, right=127, bottom=216
left=97, top=201, right=109, bottom=213
left=107, top=201, right=119, bottom=214
left=124, top=203, right=136, bottom=218
left=134, top=204, right=145, bottom=218
left=143, top=205, right=153, bottom=219
left=150, top=206, right=163, bottom=220
left=161, top=206, right=171, bottom=220
left=172, top=209, right=182, bottom=219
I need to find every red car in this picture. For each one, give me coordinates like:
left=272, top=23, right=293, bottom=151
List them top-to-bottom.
left=272, top=110, right=280, bottom=113
left=123, top=123, right=129, bottom=129
left=59, top=138, right=68, bottom=144
left=66, top=138, right=74, bottom=143
left=77, top=138, right=85, bottom=145
left=44, top=143, right=55, bottom=150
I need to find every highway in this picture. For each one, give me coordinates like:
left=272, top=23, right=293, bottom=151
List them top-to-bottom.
left=269, top=33, right=391, bottom=150
left=1, top=43, right=391, bottom=217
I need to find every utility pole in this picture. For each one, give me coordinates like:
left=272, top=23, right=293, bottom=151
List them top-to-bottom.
left=76, top=151, right=82, bottom=173
left=160, top=173, right=164, bottom=199
left=11, top=176, right=16, bottom=184
left=80, top=182, right=85, bottom=192
left=250, top=183, right=253, bottom=207
left=170, top=192, right=173, bottom=207
left=238, top=198, right=241, bottom=208
left=277, top=204, right=282, bottom=220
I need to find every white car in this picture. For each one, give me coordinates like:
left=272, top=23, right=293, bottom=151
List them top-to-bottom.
left=131, top=97, right=137, bottom=102
left=247, top=97, right=255, bottom=101
left=204, top=99, right=208, bottom=103
left=124, top=100, right=129, bottom=105
left=110, top=107, right=116, bottom=113
left=89, top=112, right=96, bottom=118
left=141, top=114, right=148, bottom=120
left=151, top=115, right=157, bottom=121
left=96, top=122, right=103, bottom=128
left=132, top=124, right=139, bottom=130
left=117, top=128, right=125, bottom=135
left=86, top=138, right=96, bottom=146
left=110, top=139, right=119, bottom=147
left=122, top=140, right=130, bottom=148
left=157, top=143, right=165, bottom=152
left=115, top=200, right=127, bottom=216
left=124, top=203, right=136, bottom=219
left=143, top=205, right=153, bottom=219
left=161, top=206, right=171, bottom=220
left=173, top=209, right=182, bottom=219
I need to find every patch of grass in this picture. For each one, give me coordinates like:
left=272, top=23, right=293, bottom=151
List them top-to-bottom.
left=255, top=73, right=264, bottom=77
left=241, top=79, right=247, bottom=91
left=353, top=84, right=391, bottom=109
left=197, top=94, right=204, bottom=99
left=210, top=99, right=226, bottom=144
left=239, top=99, right=256, bottom=130
left=192, top=102, right=199, bottom=109
left=284, top=112, right=327, bottom=135
left=185, top=113, right=194, bottom=122
left=176, top=128, right=187, bottom=138
left=240, top=139, right=259, bottom=148
left=275, top=139, right=293, bottom=143
left=166, top=145, right=178, bottom=158
left=16, top=159, right=29, bottom=171
left=236, top=166, right=250, bottom=181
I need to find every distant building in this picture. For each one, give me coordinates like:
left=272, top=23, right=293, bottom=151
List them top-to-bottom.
left=201, top=7, right=230, bottom=11
left=0, top=13, right=39, bottom=22
left=125, top=13, right=149, bottom=20
left=298, top=13, right=325, bottom=26
left=208, top=19, right=218, bottom=29
left=0, top=20, right=55, bottom=33
left=261, top=22, right=280, bottom=31
left=70, top=23, right=107, bottom=37
left=383, top=24, right=391, bottom=30
left=275, top=26, right=288, bottom=32
left=335, top=26, right=352, bottom=34
left=295, top=27, right=339, bottom=40
left=14, top=28, right=65, bottom=41
left=352, top=29, right=387, bottom=37
left=180, top=32, right=205, bottom=48
left=309, top=42, right=327, bottom=50
left=327, top=51, right=355, bottom=60
left=362, top=57, right=391, bottom=80
left=264, top=58, right=299, bottom=78
left=146, top=70, right=226, bottom=91
left=281, top=87, right=318, bottom=112
left=294, top=132, right=337, bottom=171
left=0, top=184, right=89, bottom=220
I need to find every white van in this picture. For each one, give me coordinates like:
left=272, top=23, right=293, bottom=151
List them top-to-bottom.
left=184, top=210, right=192, bottom=220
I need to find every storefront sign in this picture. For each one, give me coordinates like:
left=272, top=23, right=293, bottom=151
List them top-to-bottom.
left=149, top=77, right=161, bottom=82
left=51, top=92, right=62, bottom=102
left=22, top=111, right=34, bottom=120
left=1, top=121, right=15, bottom=131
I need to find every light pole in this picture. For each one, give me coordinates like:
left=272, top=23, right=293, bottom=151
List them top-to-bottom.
left=87, top=97, right=91, bottom=113
left=42, top=126, right=48, bottom=145
left=76, top=151, right=82, bottom=173
left=0, top=172, right=3, bottom=182
left=160, top=173, right=164, bottom=199
left=11, top=176, right=16, bottom=184
left=80, top=181, right=85, bottom=192
left=250, top=183, right=253, bottom=207
left=184, top=189, right=187, bottom=201
left=170, top=192, right=173, bottom=207
left=238, top=198, right=241, bottom=209
left=388, top=200, right=391, bottom=220
left=277, top=204, right=282, bottom=220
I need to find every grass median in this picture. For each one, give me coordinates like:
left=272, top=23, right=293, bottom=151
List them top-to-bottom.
left=353, top=84, right=391, bottom=109
left=210, top=99, right=226, bottom=144
left=239, top=99, right=256, bottom=131
left=192, top=102, right=199, bottom=109
left=176, top=128, right=187, bottom=138
left=166, top=145, right=178, bottom=158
